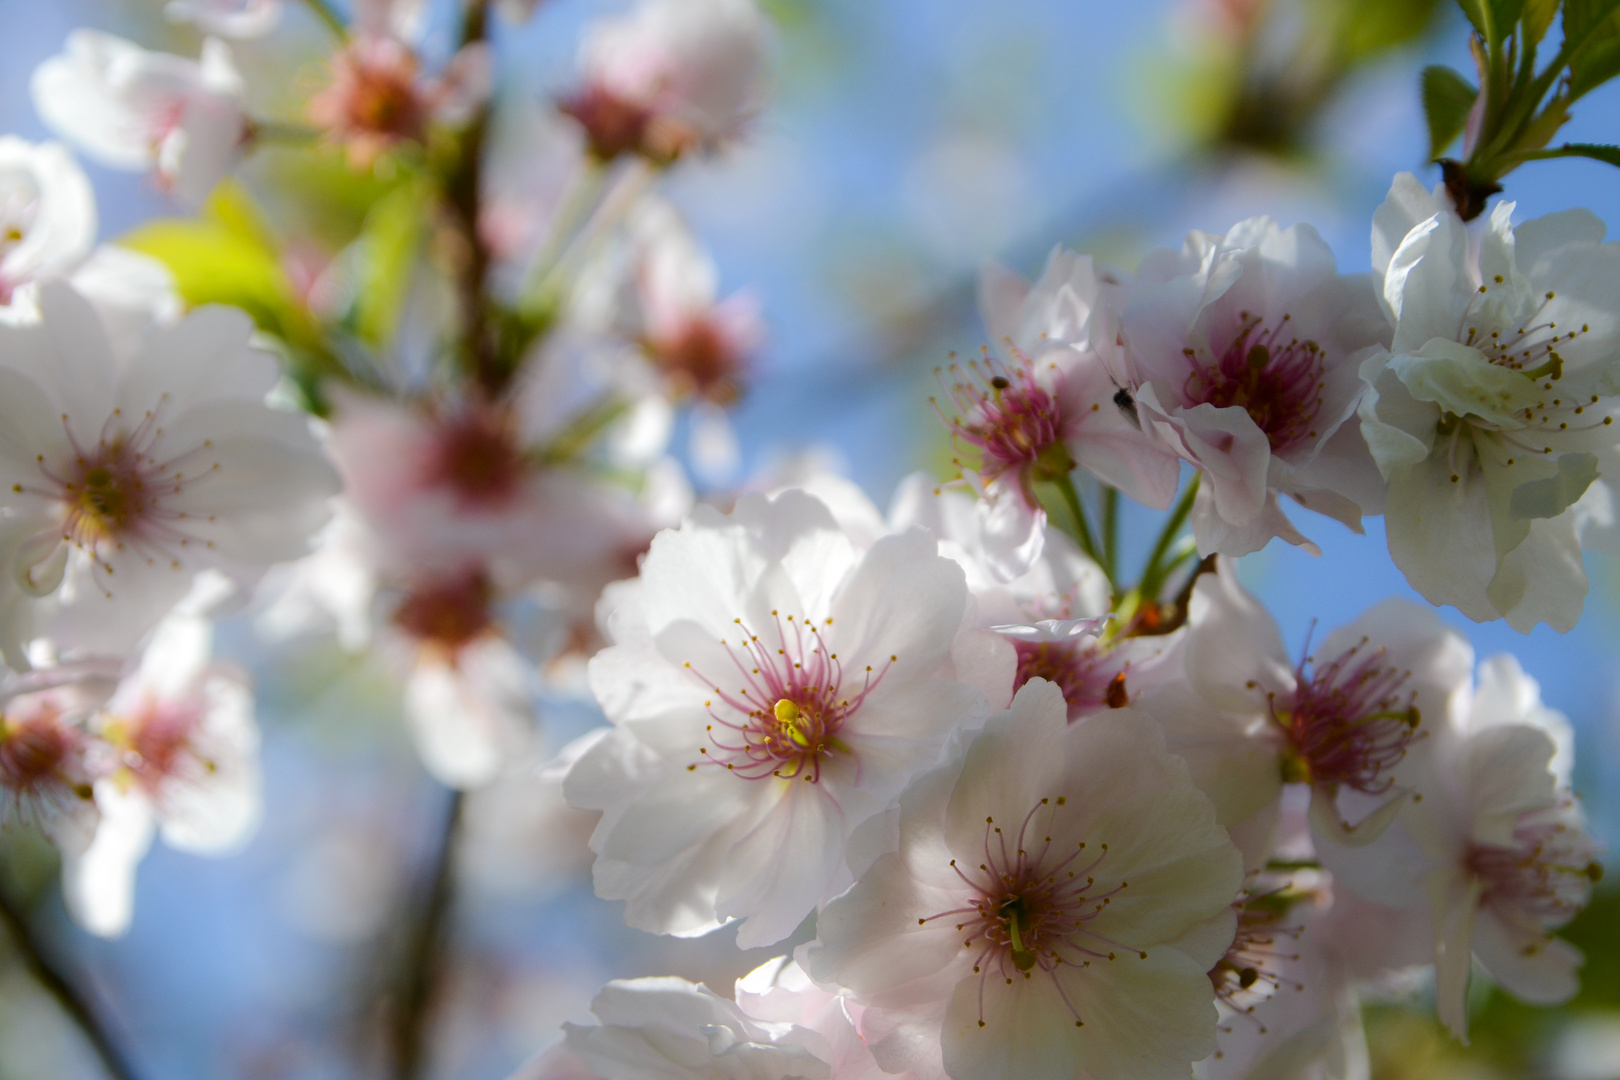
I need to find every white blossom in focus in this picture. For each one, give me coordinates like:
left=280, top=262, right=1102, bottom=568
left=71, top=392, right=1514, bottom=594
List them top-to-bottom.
left=165, top=0, right=282, bottom=38
left=568, top=0, right=771, bottom=160
left=31, top=31, right=248, bottom=207
left=1361, top=173, right=1620, bottom=631
left=1122, top=217, right=1390, bottom=556
left=942, top=249, right=1181, bottom=580
left=0, top=283, right=340, bottom=664
left=890, top=475, right=1180, bottom=719
left=566, top=489, right=990, bottom=948
left=1140, top=559, right=1471, bottom=848
left=62, top=614, right=260, bottom=937
left=804, top=679, right=1242, bottom=1080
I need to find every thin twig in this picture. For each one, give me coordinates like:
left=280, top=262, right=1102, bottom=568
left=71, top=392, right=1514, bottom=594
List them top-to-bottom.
left=298, top=0, right=348, bottom=38
left=388, top=787, right=466, bottom=1080
left=0, top=888, right=141, bottom=1080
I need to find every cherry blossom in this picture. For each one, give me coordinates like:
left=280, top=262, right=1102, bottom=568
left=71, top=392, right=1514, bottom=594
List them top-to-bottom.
left=566, top=0, right=772, bottom=161
left=31, top=31, right=248, bottom=207
left=308, top=32, right=491, bottom=169
left=0, top=136, right=177, bottom=330
left=1361, top=173, right=1620, bottom=631
left=1122, top=217, right=1390, bottom=556
left=939, top=249, right=1180, bottom=580
left=0, top=282, right=339, bottom=663
left=890, top=476, right=1179, bottom=719
left=565, top=488, right=989, bottom=947
left=1141, top=559, right=1471, bottom=847
left=61, top=614, right=260, bottom=937
left=1340, top=653, right=1601, bottom=1040
left=0, top=670, right=107, bottom=855
left=804, top=679, right=1242, bottom=1080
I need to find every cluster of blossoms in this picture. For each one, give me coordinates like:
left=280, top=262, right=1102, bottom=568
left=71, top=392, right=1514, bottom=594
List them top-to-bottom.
left=0, top=0, right=771, bottom=937
left=0, top=2, right=1608, bottom=1079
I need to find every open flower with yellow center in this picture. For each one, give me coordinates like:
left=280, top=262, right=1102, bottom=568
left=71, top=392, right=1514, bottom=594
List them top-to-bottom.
left=0, top=282, right=338, bottom=664
left=565, top=489, right=989, bottom=948
left=803, top=679, right=1241, bottom=1080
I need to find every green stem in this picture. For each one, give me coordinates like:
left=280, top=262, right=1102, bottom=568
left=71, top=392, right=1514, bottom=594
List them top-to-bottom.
left=299, top=0, right=348, bottom=38
left=249, top=120, right=323, bottom=146
left=520, top=157, right=608, bottom=308
left=1138, top=472, right=1200, bottom=600
left=1053, top=473, right=1101, bottom=566
left=1101, top=486, right=1120, bottom=585
left=0, top=888, right=141, bottom=1080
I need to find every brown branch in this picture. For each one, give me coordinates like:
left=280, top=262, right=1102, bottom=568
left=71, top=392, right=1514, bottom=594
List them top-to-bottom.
left=387, top=787, right=466, bottom=1080
left=0, top=886, right=142, bottom=1080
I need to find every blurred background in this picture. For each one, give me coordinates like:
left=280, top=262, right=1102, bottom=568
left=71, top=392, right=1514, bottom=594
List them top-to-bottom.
left=2, top=0, right=1620, bottom=1078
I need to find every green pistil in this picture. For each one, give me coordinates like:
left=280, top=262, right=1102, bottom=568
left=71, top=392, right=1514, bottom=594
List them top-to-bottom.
left=1002, top=897, right=1037, bottom=972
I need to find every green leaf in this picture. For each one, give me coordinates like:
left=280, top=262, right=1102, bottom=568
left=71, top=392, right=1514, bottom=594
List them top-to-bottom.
left=1456, top=0, right=1528, bottom=39
left=1523, top=0, right=1560, bottom=42
left=1563, top=0, right=1620, bottom=51
left=1570, top=32, right=1620, bottom=95
left=1423, top=65, right=1480, bottom=157
left=1517, top=140, right=1620, bottom=165
left=120, top=181, right=344, bottom=395
left=351, top=182, right=427, bottom=348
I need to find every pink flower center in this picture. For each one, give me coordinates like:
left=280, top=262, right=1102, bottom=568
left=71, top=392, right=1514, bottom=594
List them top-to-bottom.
left=309, top=39, right=428, bottom=154
left=562, top=84, right=657, bottom=161
left=1181, top=313, right=1325, bottom=455
left=648, top=317, right=745, bottom=405
left=938, top=355, right=1071, bottom=486
left=21, top=401, right=221, bottom=585
left=423, top=410, right=525, bottom=510
left=393, top=569, right=495, bottom=651
left=687, top=612, right=889, bottom=783
left=1267, top=636, right=1421, bottom=793
left=1010, top=639, right=1129, bottom=721
left=122, top=696, right=209, bottom=792
left=0, top=711, right=81, bottom=796
left=924, top=797, right=1138, bottom=1029
left=1466, top=812, right=1602, bottom=933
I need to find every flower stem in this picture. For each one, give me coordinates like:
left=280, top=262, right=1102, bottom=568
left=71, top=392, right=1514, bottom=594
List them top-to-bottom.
left=298, top=0, right=348, bottom=38
left=442, top=0, right=499, bottom=393
left=249, top=120, right=323, bottom=146
left=1053, top=472, right=1102, bottom=567
left=1138, top=472, right=1200, bottom=600
left=1101, top=486, right=1120, bottom=584
left=389, top=787, right=465, bottom=1080
left=0, top=888, right=142, bottom=1080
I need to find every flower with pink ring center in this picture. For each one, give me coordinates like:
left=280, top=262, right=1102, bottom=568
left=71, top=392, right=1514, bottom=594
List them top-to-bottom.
left=1123, top=216, right=1389, bottom=557
left=1180, top=312, right=1326, bottom=456
left=940, top=354, right=1072, bottom=494
left=568, top=489, right=989, bottom=948
left=693, top=611, right=890, bottom=783
left=1272, top=635, right=1422, bottom=794
left=805, top=680, right=1241, bottom=1080
left=0, top=681, right=104, bottom=854
left=1466, top=812, right=1602, bottom=950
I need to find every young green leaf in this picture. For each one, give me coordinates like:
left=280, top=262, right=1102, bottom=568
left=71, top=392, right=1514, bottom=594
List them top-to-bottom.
left=1523, top=0, right=1561, bottom=44
left=1564, top=0, right=1620, bottom=46
left=1570, top=33, right=1620, bottom=96
left=1423, top=65, right=1481, bottom=157
left=1519, top=140, right=1620, bottom=165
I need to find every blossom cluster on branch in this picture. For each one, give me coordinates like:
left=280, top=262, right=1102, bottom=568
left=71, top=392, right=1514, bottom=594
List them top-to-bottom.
left=0, top=1, right=1610, bottom=1079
